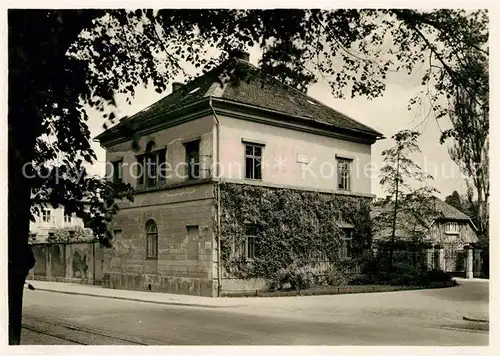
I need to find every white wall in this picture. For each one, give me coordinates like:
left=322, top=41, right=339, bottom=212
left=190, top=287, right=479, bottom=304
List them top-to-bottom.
left=103, top=113, right=375, bottom=196
left=217, top=115, right=373, bottom=195
left=30, top=204, right=85, bottom=241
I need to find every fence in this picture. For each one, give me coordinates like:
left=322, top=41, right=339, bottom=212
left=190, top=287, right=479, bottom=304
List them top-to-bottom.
left=28, top=240, right=105, bottom=285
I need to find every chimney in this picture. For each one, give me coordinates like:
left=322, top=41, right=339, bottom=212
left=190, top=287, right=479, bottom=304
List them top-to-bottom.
left=230, top=49, right=250, bottom=62
left=172, top=82, right=184, bottom=92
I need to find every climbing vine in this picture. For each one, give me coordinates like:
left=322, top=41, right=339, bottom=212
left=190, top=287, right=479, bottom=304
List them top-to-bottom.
left=215, top=182, right=373, bottom=280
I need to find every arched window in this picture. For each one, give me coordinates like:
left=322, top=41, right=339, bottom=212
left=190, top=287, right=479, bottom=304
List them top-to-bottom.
left=146, top=219, right=158, bottom=259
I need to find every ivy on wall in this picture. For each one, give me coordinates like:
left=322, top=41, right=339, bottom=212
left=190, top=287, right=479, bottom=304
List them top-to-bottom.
left=215, top=183, right=373, bottom=279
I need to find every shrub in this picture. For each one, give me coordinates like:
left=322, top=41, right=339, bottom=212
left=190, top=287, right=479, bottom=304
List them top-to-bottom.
left=47, top=226, right=95, bottom=243
left=352, top=255, right=452, bottom=286
left=268, top=263, right=318, bottom=291
left=291, top=265, right=317, bottom=290
left=325, top=267, right=349, bottom=286
left=426, top=269, right=452, bottom=282
left=349, top=274, right=376, bottom=285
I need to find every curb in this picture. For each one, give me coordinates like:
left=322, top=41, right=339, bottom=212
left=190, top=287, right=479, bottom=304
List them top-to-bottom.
left=222, top=281, right=457, bottom=298
left=34, top=288, right=242, bottom=309
left=463, top=316, right=489, bottom=323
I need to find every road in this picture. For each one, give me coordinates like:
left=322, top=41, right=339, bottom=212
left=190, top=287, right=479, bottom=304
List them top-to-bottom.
left=21, top=279, right=489, bottom=345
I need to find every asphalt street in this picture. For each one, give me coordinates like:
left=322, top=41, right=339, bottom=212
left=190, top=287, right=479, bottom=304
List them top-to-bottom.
left=20, top=279, right=489, bottom=346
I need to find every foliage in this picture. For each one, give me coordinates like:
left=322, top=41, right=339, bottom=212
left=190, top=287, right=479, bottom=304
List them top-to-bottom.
left=8, top=9, right=487, bottom=344
left=9, top=9, right=489, bottom=249
left=9, top=10, right=135, bottom=249
left=439, top=45, right=489, bottom=241
left=375, top=130, right=440, bottom=267
left=380, top=130, right=434, bottom=196
left=216, top=183, right=372, bottom=283
left=445, top=190, right=464, bottom=213
left=46, top=227, right=95, bottom=243
left=353, top=254, right=452, bottom=286
left=268, top=263, right=318, bottom=291
left=324, top=266, right=350, bottom=287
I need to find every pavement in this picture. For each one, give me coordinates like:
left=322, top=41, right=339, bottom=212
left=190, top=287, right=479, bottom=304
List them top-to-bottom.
left=19, top=277, right=489, bottom=345
left=26, top=278, right=489, bottom=321
left=26, top=279, right=244, bottom=308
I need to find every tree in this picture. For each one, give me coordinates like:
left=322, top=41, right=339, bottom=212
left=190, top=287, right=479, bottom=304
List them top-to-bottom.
left=8, top=9, right=487, bottom=344
left=8, top=10, right=135, bottom=344
left=440, top=49, right=489, bottom=241
left=377, top=130, right=439, bottom=268
left=445, top=190, right=464, bottom=213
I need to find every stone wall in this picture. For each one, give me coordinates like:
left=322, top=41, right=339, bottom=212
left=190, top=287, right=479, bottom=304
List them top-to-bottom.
left=103, top=181, right=216, bottom=297
left=28, top=240, right=103, bottom=285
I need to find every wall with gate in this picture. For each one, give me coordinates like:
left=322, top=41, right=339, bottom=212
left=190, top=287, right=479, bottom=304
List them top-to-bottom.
left=27, top=240, right=105, bottom=285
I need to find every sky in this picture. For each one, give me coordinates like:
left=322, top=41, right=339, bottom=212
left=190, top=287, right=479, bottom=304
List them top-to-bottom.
left=86, top=46, right=467, bottom=199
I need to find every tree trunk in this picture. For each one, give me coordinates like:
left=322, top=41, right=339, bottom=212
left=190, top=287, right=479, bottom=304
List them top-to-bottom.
left=8, top=116, right=37, bottom=344
left=389, top=152, right=401, bottom=270
left=8, top=166, right=35, bottom=344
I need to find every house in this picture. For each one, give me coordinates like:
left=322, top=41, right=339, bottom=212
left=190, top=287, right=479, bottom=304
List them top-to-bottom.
left=95, top=50, right=384, bottom=296
left=371, top=196, right=481, bottom=278
left=29, top=202, right=90, bottom=243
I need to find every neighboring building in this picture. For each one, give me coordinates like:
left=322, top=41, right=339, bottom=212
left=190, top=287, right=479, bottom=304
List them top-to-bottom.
left=95, top=51, right=384, bottom=296
left=371, top=197, right=481, bottom=277
left=29, top=203, right=88, bottom=243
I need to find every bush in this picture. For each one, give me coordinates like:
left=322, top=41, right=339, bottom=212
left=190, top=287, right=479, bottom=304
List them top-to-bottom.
left=47, top=226, right=95, bottom=243
left=352, top=255, right=452, bottom=286
left=268, top=263, right=318, bottom=291
left=292, top=265, right=317, bottom=290
left=325, top=267, right=349, bottom=286
left=426, top=269, right=452, bottom=283
left=349, top=274, right=376, bottom=285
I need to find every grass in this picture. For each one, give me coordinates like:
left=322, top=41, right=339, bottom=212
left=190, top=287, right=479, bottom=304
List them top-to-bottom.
left=221, top=280, right=456, bottom=298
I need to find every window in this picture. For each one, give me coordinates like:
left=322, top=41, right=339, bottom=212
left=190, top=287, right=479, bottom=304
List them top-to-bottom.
left=185, top=140, right=200, bottom=180
left=136, top=142, right=167, bottom=188
left=245, top=144, right=263, bottom=180
left=146, top=153, right=157, bottom=187
left=337, top=158, right=352, bottom=191
left=112, top=160, right=123, bottom=184
left=42, top=209, right=51, bottom=223
left=64, top=211, right=72, bottom=224
left=145, top=220, right=158, bottom=259
left=445, top=222, right=459, bottom=234
left=186, top=225, right=199, bottom=260
left=236, top=225, right=259, bottom=260
left=339, top=228, right=353, bottom=259
left=113, top=229, right=122, bottom=241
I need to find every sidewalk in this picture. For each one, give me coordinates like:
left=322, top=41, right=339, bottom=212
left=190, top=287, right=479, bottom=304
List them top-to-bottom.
left=454, top=277, right=489, bottom=283
left=25, top=280, right=246, bottom=308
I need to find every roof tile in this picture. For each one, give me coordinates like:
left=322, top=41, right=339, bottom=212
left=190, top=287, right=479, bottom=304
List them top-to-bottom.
left=98, top=58, right=383, bottom=140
